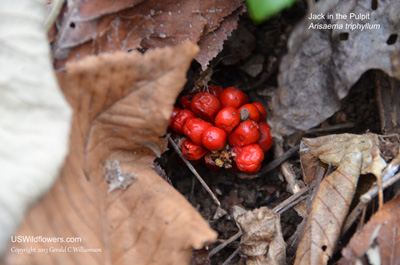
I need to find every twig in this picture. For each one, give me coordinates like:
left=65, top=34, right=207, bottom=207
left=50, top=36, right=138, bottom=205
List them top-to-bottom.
left=305, top=123, right=355, bottom=134
left=167, top=135, right=221, bottom=207
left=252, top=144, right=300, bottom=178
left=342, top=171, right=400, bottom=236
left=272, top=186, right=309, bottom=214
left=208, top=231, right=242, bottom=258
left=221, top=248, right=241, bottom=265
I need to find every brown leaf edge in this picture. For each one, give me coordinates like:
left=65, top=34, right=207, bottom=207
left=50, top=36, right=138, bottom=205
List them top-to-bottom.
left=3, top=42, right=217, bottom=265
left=340, top=193, right=400, bottom=265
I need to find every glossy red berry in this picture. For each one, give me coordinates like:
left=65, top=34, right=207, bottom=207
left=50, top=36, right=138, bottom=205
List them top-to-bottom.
left=206, top=84, right=224, bottom=97
left=219, top=87, right=249, bottom=108
left=190, top=92, right=221, bottom=123
left=179, top=93, right=194, bottom=110
left=252, top=102, right=267, bottom=121
left=238, top=103, right=261, bottom=122
left=169, top=107, right=182, bottom=129
left=215, top=107, right=241, bottom=134
left=172, top=109, right=196, bottom=134
left=183, top=118, right=212, bottom=145
left=228, top=120, right=260, bottom=147
left=257, top=122, right=273, bottom=152
left=202, top=126, right=227, bottom=151
left=181, top=139, right=208, bottom=160
left=233, top=144, right=264, bottom=174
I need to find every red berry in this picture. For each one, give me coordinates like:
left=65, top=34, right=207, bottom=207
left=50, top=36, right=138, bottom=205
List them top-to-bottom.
left=206, top=84, right=224, bottom=97
left=219, top=87, right=249, bottom=108
left=190, top=92, right=221, bottom=123
left=179, top=93, right=194, bottom=109
left=253, top=102, right=267, bottom=121
left=238, top=103, right=261, bottom=122
left=169, top=107, right=182, bottom=129
left=215, top=107, right=240, bottom=134
left=172, top=109, right=196, bottom=134
left=183, top=118, right=213, bottom=145
left=228, top=120, right=260, bottom=147
left=257, top=122, right=273, bottom=152
left=202, top=126, right=227, bottom=151
left=181, top=139, right=208, bottom=160
left=233, top=144, right=264, bottom=174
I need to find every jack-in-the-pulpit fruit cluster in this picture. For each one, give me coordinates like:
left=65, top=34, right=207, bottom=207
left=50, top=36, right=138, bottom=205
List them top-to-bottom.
left=169, top=85, right=273, bottom=174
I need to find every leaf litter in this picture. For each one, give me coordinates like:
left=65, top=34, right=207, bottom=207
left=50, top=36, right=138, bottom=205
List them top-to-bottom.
left=7, top=0, right=400, bottom=264
left=54, top=0, right=244, bottom=69
left=269, top=0, right=400, bottom=137
left=4, top=42, right=218, bottom=265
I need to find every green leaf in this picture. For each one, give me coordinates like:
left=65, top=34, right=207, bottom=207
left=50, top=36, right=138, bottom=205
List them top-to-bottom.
left=246, top=0, right=298, bottom=23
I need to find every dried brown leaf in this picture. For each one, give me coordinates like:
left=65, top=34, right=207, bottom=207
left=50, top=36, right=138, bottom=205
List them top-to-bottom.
left=55, top=0, right=243, bottom=69
left=70, top=0, right=146, bottom=20
left=269, top=0, right=400, bottom=137
left=195, top=6, right=244, bottom=70
left=4, top=42, right=217, bottom=265
left=295, top=133, right=387, bottom=265
left=302, top=133, right=386, bottom=178
left=295, top=151, right=362, bottom=265
left=340, top=193, right=400, bottom=265
left=233, top=206, right=286, bottom=265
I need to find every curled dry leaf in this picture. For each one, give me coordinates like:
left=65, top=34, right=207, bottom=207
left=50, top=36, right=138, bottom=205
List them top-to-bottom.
left=55, top=0, right=244, bottom=69
left=269, top=0, right=400, bottom=137
left=4, top=42, right=218, bottom=265
left=295, top=133, right=387, bottom=265
left=340, top=193, right=400, bottom=265
left=233, top=206, right=286, bottom=265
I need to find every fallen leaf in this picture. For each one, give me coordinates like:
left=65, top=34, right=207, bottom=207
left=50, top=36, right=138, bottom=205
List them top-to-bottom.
left=55, top=0, right=243, bottom=69
left=269, top=0, right=400, bottom=137
left=195, top=6, right=244, bottom=70
left=3, top=42, right=217, bottom=265
left=295, top=133, right=387, bottom=265
left=340, top=193, right=400, bottom=265
left=233, top=206, right=286, bottom=265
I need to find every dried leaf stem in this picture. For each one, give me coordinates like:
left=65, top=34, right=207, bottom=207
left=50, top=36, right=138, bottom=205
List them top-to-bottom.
left=167, top=135, right=221, bottom=206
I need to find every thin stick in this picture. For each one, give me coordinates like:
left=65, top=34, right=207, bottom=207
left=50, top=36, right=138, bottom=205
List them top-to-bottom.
left=305, top=123, right=355, bottom=134
left=167, top=135, right=221, bottom=206
left=252, top=144, right=300, bottom=178
left=342, top=172, right=400, bottom=236
left=272, top=186, right=309, bottom=213
left=208, top=231, right=242, bottom=258
left=221, top=248, right=241, bottom=265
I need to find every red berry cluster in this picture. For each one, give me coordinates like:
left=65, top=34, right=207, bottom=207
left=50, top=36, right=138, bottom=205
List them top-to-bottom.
left=169, top=85, right=273, bottom=174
